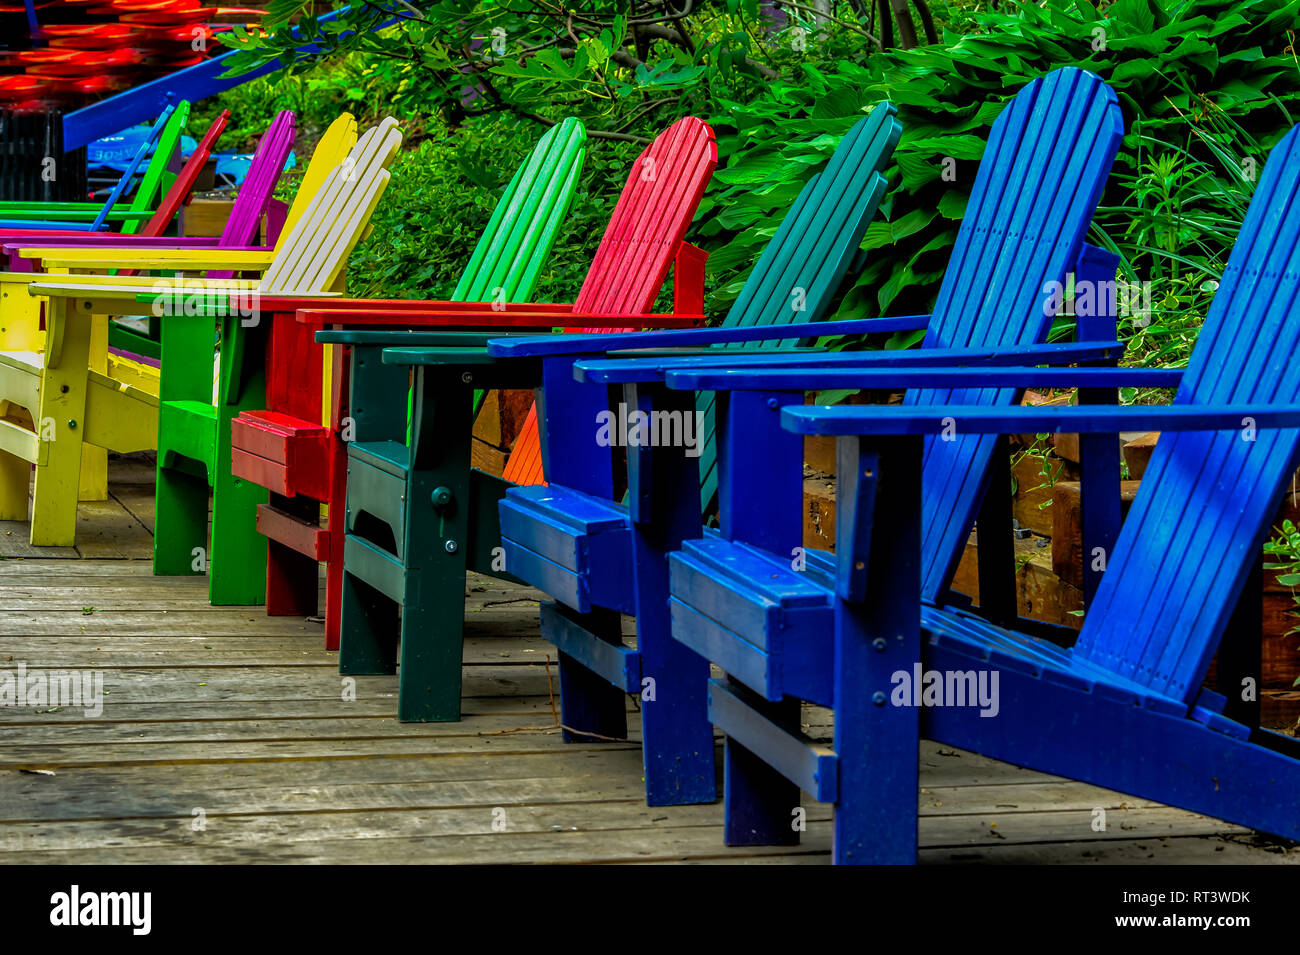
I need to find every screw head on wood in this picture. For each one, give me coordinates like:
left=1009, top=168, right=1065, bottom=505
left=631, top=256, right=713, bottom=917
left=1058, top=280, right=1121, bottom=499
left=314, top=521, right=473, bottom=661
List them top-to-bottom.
left=461, top=371, right=473, bottom=384
left=66, top=419, right=76, bottom=429
left=444, top=540, right=458, bottom=553
left=872, top=692, right=886, bottom=706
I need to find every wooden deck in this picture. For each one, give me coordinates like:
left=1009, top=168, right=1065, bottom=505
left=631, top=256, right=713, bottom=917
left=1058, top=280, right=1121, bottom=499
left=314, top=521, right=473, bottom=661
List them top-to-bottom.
left=0, top=454, right=1297, bottom=864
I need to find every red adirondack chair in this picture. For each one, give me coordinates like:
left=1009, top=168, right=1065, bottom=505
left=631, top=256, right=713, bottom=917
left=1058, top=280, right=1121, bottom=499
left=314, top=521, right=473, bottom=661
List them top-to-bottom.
left=228, top=116, right=716, bottom=650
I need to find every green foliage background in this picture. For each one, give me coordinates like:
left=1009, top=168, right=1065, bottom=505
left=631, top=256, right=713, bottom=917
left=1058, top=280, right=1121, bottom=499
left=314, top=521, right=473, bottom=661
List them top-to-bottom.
left=195, top=0, right=1300, bottom=368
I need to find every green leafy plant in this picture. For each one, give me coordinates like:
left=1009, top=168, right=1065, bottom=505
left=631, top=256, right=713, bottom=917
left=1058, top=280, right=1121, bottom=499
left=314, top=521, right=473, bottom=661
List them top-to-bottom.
left=1264, top=519, right=1300, bottom=643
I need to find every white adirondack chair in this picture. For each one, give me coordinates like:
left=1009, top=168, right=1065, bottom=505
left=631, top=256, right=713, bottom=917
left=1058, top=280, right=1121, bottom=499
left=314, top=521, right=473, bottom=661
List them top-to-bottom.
left=0, top=118, right=402, bottom=548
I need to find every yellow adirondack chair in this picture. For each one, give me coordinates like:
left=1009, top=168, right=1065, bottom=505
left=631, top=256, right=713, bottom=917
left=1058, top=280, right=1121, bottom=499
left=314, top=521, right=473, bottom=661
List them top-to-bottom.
left=0, top=113, right=359, bottom=509
left=0, top=117, right=401, bottom=546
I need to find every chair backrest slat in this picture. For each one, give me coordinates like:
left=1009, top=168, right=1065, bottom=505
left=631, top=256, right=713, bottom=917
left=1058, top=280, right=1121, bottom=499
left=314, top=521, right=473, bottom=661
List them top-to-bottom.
left=912, top=68, right=1123, bottom=602
left=120, top=100, right=192, bottom=234
left=88, top=101, right=179, bottom=233
left=695, top=105, right=902, bottom=509
left=138, top=109, right=229, bottom=237
left=211, top=110, right=296, bottom=272
left=278, top=113, right=358, bottom=245
left=453, top=117, right=587, bottom=303
left=501, top=117, right=715, bottom=486
left=571, top=117, right=716, bottom=318
left=261, top=118, right=402, bottom=295
left=1075, top=126, right=1300, bottom=702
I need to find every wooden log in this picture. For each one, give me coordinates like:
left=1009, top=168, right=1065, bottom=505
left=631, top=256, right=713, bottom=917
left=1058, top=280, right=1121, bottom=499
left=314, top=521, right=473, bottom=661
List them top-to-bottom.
left=179, top=197, right=235, bottom=238
left=1123, top=432, right=1159, bottom=479
left=804, top=434, right=836, bottom=475
left=1010, top=455, right=1057, bottom=536
left=803, top=473, right=836, bottom=552
left=1050, top=479, right=1141, bottom=589
left=950, top=533, right=1084, bottom=630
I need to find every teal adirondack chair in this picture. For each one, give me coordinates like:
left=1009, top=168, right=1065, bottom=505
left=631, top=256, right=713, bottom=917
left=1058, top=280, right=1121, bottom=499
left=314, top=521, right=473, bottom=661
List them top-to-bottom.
left=227, top=117, right=589, bottom=649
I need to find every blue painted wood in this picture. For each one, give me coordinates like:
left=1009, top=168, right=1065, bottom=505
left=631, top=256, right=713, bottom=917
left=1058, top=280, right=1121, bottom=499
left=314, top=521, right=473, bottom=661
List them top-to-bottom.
left=61, top=5, right=407, bottom=151
left=658, top=68, right=1140, bottom=862
left=694, top=120, right=1300, bottom=860
left=1074, top=244, right=1124, bottom=605
left=485, top=315, right=933, bottom=358
left=573, top=340, right=1125, bottom=384
left=662, top=366, right=1182, bottom=391
left=623, top=384, right=716, bottom=803
left=782, top=404, right=1300, bottom=435
left=834, top=435, right=923, bottom=863
left=498, top=486, right=637, bottom=613
left=540, top=602, right=642, bottom=692
left=708, top=678, right=838, bottom=803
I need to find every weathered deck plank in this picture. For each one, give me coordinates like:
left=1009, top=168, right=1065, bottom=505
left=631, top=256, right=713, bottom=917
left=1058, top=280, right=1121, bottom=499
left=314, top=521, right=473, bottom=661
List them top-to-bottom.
left=0, top=460, right=1296, bottom=864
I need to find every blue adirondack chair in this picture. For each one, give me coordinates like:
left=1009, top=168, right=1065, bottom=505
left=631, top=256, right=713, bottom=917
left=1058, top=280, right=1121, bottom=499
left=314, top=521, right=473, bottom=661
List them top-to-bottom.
left=485, top=68, right=1123, bottom=810
left=472, top=105, right=903, bottom=806
left=695, top=119, right=1300, bottom=863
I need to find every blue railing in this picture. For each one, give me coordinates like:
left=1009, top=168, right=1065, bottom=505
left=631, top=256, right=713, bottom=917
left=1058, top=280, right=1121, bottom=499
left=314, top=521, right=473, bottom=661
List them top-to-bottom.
left=62, top=1, right=417, bottom=151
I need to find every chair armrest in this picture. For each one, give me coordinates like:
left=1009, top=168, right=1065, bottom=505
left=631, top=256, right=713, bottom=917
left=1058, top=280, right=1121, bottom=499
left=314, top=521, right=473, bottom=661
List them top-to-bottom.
left=25, top=248, right=276, bottom=271
left=283, top=299, right=578, bottom=322
left=296, top=307, right=702, bottom=330
left=485, top=315, right=933, bottom=358
left=315, top=330, right=532, bottom=347
left=574, top=341, right=1125, bottom=384
left=662, top=365, right=1183, bottom=391
left=781, top=403, right=1300, bottom=436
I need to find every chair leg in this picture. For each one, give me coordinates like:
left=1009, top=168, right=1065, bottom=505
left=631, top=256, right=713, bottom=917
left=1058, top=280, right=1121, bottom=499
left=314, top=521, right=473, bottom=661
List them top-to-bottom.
left=76, top=314, right=109, bottom=503
left=394, top=371, right=476, bottom=722
left=830, top=436, right=923, bottom=865
left=30, top=442, right=82, bottom=546
left=77, top=444, right=107, bottom=502
left=0, top=449, right=28, bottom=521
left=153, top=459, right=208, bottom=576
left=208, top=466, right=267, bottom=605
left=265, top=495, right=319, bottom=620
left=266, top=538, right=319, bottom=616
left=323, top=543, right=343, bottom=651
left=396, top=544, right=469, bottom=723
left=338, top=569, right=398, bottom=676
left=637, top=602, right=716, bottom=806
left=544, top=605, right=627, bottom=743
left=723, top=689, right=802, bottom=847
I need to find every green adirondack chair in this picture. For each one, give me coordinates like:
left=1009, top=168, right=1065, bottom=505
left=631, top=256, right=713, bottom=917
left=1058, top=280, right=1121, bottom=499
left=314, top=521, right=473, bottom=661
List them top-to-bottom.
left=0, top=102, right=192, bottom=234
left=228, top=116, right=589, bottom=647
left=20, top=118, right=398, bottom=561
